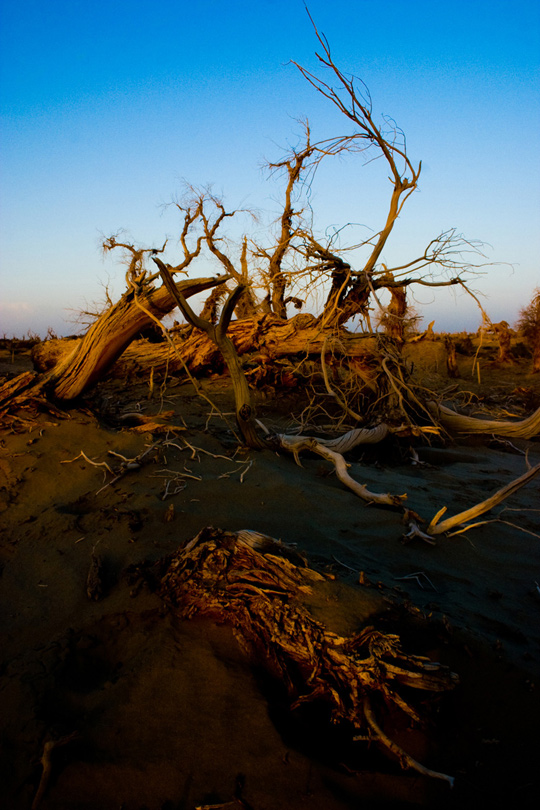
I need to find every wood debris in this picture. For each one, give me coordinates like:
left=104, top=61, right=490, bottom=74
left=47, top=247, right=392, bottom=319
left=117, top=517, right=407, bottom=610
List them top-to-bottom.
left=430, top=401, right=540, bottom=440
left=117, top=409, right=187, bottom=434
left=275, top=431, right=406, bottom=507
left=427, top=460, right=540, bottom=536
left=150, top=527, right=458, bottom=786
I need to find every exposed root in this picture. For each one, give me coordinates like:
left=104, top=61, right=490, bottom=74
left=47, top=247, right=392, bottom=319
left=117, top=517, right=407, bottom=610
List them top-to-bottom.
left=320, top=337, right=364, bottom=422
left=61, top=442, right=161, bottom=494
left=61, top=451, right=114, bottom=476
left=402, top=520, right=437, bottom=545
left=150, top=527, right=458, bottom=785
left=362, top=701, right=454, bottom=787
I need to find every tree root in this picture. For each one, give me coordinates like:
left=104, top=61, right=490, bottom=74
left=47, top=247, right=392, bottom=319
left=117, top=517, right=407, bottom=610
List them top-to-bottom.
left=61, top=441, right=162, bottom=494
left=151, top=527, right=458, bottom=785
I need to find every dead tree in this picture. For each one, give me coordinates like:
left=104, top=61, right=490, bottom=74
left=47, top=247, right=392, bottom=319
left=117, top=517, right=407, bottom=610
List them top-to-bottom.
left=17, top=19, right=498, bottom=424
left=282, top=19, right=487, bottom=331
left=253, top=128, right=314, bottom=319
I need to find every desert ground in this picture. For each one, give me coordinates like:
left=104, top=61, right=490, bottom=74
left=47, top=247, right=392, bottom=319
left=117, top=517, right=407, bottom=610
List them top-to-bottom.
left=1, top=334, right=539, bottom=810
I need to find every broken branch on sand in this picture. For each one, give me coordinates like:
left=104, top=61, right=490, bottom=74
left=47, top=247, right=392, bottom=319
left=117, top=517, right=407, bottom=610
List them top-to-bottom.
left=274, top=426, right=406, bottom=507
left=426, top=460, right=540, bottom=536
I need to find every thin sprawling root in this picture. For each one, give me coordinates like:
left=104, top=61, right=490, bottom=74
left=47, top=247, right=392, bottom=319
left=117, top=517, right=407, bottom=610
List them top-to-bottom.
left=152, top=527, right=457, bottom=785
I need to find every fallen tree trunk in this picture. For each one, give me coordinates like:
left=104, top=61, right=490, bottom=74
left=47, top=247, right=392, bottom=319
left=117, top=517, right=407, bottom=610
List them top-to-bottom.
left=34, top=274, right=229, bottom=401
left=33, top=314, right=383, bottom=378
left=32, top=315, right=456, bottom=387
left=30, top=319, right=540, bottom=441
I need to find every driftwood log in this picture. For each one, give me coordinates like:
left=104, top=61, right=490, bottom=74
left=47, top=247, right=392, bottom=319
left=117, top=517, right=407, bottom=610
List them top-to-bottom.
left=272, top=425, right=540, bottom=538
left=274, top=427, right=407, bottom=507
left=148, top=527, right=459, bottom=786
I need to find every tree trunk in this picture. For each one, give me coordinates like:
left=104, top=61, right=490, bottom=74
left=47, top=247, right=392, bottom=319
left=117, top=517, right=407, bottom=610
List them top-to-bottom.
left=42, top=275, right=228, bottom=401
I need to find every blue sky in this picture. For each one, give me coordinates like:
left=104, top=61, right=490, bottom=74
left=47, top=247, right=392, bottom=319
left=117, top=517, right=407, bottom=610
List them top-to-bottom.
left=1, top=0, right=539, bottom=336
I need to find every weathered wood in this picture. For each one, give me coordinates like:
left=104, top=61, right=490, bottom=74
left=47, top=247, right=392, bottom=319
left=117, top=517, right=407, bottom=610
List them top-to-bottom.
left=154, top=260, right=267, bottom=449
left=34, top=275, right=229, bottom=401
left=34, top=316, right=383, bottom=378
left=0, top=371, right=38, bottom=407
left=430, top=402, right=540, bottom=439
left=276, top=431, right=406, bottom=507
left=427, top=460, right=540, bottom=536
left=151, top=527, right=458, bottom=785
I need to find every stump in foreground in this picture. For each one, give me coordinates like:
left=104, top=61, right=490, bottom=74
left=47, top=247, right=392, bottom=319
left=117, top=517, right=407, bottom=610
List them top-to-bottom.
left=145, top=527, right=459, bottom=786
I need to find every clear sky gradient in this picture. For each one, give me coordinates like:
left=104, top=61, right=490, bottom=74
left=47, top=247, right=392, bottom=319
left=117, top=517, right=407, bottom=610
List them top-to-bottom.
left=1, top=0, right=539, bottom=336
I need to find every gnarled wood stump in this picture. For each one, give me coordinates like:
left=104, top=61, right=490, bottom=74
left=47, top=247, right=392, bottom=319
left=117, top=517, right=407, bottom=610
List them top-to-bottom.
left=147, top=527, right=458, bottom=785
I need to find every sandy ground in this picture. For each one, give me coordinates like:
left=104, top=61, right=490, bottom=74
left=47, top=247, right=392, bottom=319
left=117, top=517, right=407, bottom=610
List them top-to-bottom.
left=1, top=344, right=540, bottom=809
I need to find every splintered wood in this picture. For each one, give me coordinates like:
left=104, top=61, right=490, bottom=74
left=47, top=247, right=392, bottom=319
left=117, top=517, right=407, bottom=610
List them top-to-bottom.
left=153, top=527, right=458, bottom=786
